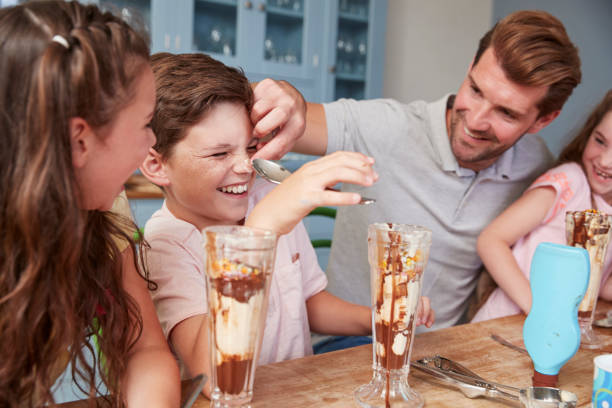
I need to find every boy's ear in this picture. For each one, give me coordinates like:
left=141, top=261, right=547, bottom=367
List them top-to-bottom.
left=527, top=110, right=560, bottom=134
left=69, top=117, right=96, bottom=169
left=140, top=148, right=171, bottom=187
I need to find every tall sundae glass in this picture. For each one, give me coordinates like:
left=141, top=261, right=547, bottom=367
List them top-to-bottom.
left=565, top=210, right=612, bottom=349
left=355, top=223, right=432, bottom=408
left=203, top=226, right=277, bottom=407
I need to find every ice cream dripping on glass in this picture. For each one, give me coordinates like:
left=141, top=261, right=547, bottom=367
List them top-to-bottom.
left=565, top=209, right=612, bottom=349
left=355, top=223, right=432, bottom=408
left=203, top=226, right=277, bottom=408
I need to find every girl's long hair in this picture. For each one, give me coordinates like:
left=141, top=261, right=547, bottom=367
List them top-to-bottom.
left=0, top=2, right=151, bottom=406
left=557, top=90, right=612, bottom=166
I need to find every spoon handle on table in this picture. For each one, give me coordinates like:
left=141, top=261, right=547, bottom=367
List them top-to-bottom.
left=490, top=334, right=529, bottom=355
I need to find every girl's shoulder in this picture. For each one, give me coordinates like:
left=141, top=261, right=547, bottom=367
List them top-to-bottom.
left=529, top=162, right=591, bottom=222
left=531, top=162, right=586, bottom=190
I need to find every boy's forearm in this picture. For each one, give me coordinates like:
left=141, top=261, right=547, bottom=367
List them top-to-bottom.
left=306, top=291, right=371, bottom=336
left=170, top=314, right=213, bottom=397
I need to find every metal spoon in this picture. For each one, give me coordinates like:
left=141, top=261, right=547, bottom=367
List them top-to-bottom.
left=251, top=158, right=376, bottom=205
left=490, top=333, right=529, bottom=355
left=412, top=356, right=577, bottom=407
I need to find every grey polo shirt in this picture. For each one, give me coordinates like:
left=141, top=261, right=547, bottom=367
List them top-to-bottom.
left=324, top=95, right=553, bottom=330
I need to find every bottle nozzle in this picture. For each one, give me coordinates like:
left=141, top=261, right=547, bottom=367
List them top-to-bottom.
left=532, top=370, right=558, bottom=388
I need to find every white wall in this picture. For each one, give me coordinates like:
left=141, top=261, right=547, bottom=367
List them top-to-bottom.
left=382, top=0, right=612, bottom=157
left=383, top=0, right=493, bottom=104
left=493, top=0, right=612, bottom=155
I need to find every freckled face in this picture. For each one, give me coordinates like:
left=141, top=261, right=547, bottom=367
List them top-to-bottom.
left=448, top=48, right=550, bottom=171
left=163, top=101, right=257, bottom=229
left=582, top=112, right=612, bottom=203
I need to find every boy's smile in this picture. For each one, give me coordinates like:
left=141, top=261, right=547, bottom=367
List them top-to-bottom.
left=162, top=101, right=257, bottom=230
left=218, top=182, right=249, bottom=195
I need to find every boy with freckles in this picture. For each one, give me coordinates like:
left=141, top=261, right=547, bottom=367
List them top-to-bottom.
left=139, top=52, right=434, bottom=397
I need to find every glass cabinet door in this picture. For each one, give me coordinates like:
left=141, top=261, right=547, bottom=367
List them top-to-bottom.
left=98, top=0, right=151, bottom=31
left=190, top=0, right=316, bottom=81
left=192, top=0, right=238, bottom=57
left=263, top=0, right=304, bottom=66
left=319, top=0, right=386, bottom=102
left=334, top=0, right=368, bottom=99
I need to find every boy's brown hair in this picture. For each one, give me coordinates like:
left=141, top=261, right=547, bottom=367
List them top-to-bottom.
left=473, top=10, right=581, bottom=117
left=150, top=52, right=254, bottom=159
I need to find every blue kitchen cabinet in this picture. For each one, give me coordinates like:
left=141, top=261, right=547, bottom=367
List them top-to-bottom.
left=98, top=0, right=386, bottom=102
left=319, top=0, right=387, bottom=101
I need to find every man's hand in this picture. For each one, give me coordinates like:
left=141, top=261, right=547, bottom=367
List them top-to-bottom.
left=250, top=79, right=306, bottom=160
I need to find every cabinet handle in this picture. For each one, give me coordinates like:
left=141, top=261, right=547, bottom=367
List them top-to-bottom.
left=244, top=1, right=252, bottom=9
left=258, top=2, right=266, bottom=11
left=329, top=65, right=336, bottom=74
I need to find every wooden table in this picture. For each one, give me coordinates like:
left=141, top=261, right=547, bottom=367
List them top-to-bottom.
left=62, top=307, right=612, bottom=407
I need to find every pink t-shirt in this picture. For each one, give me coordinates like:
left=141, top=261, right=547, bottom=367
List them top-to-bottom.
left=473, top=162, right=612, bottom=322
left=144, top=178, right=327, bottom=364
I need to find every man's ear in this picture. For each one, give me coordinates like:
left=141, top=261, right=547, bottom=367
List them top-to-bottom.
left=527, top=110, right=560, bottom=134
left=70, top=117, right=95, bottom=169
left=140, top=148, right=171, bottom=187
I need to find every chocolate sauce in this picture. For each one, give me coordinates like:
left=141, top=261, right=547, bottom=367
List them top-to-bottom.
left=568, top=212, right=611, bottom=247
left=570, top=212, right=587, bottom=246
left=372, top=228, right=422, bottom=408
left=209, top=265, right=265, bottom=396
left=210, top=273, right=265, bottom=303
left=374, top=316, right=415, bottom=370
left=216, top=355, right=253, bottom=394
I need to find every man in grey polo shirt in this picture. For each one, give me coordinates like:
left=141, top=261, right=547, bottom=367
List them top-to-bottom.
left=274, top=10, right=582, bottom=331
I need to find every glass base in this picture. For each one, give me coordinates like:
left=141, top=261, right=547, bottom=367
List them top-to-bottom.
left=579, top=316, right=604, bottom=349
left=354, top=367, right=423, bottom=408
left=211, top=389, right=253, bottom=408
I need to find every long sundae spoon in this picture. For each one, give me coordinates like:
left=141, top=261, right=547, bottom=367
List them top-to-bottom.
left=252, top=158, right=375, bottom=205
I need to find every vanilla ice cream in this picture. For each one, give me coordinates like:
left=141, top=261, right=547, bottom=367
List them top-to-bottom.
left=371, top=226, right=425, bottom=370
left=207, top=259, right=267, bottom=395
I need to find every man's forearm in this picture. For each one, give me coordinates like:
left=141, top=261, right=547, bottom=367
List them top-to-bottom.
left=292, top=102, right=328, bottom=156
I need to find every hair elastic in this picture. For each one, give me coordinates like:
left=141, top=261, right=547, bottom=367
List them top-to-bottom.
left=52, top=35, right=69, bottom=49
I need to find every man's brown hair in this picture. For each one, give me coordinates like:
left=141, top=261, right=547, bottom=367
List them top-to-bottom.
left=473, top=10, right=581, bottom=117
left=150, top=52, right=254, bottom=159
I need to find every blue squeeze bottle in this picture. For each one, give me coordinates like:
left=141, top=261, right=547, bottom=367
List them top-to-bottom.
left=523, top=242, right=590, bottom=387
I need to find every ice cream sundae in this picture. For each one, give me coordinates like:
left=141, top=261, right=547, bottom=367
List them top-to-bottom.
left=565, top=210, right=612, bottom=349
left=566, top=210, right=612, bottom=318
left=355, top=223, right=431, bottom=408
left=203, top=226, right=276, bottom=407
left=373, top=230, right=424, bottom=370
left=208, top=258, right=266, bottom=395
